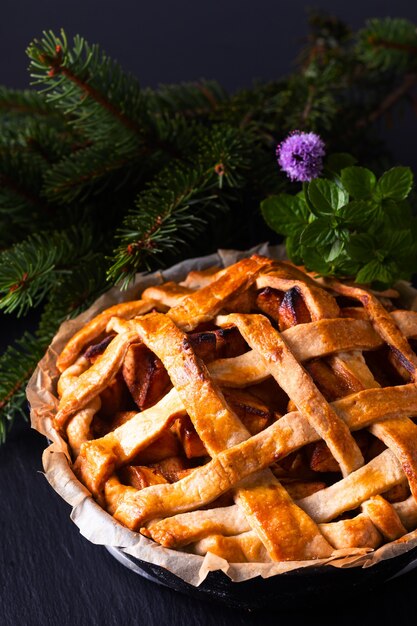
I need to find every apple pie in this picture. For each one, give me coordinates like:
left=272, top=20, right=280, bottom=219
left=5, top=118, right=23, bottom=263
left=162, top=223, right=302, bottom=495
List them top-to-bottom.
left=54, top=254, right=417, bottom=563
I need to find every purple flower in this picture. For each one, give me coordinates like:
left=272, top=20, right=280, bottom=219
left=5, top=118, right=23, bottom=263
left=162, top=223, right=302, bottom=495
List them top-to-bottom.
left=276, top=131, right=325, bottom=182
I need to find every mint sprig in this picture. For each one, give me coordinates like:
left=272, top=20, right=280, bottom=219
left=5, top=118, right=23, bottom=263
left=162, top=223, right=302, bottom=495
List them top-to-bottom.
left=261, top=160, right=416, bottom=288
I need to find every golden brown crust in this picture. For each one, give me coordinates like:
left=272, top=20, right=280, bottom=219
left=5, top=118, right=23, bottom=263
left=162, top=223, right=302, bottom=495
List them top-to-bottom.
left=55, top=254, right=417, bottom=563
left=168, top=255, right=275, bottom=331
left=179, top=266, right=223, bottom=289
left=255, top=274, right=340, bottom=321
left=327, top=281, right=417, bottom=379
left=141, top=282, right=193, bottom=307
left=56, top=300, right=157, bottom=372
left=391, top=310, right=417, bottom=339
left=123, top=311, right=331, bottom=560
left=130, top=312, right=250, bottom=454
left=217, top=313, right=363, bottom=476
left=208, top=317, right=383, bottom=388
left=55, top=330, right=139, bottom=429
left=57, top=356, right=90, bottom=398
left=110, top=385, right=417, bottom=527
left=74, top=387, right=185, bottom=495
left=66, top=397, right=101, bottom=457
left=370, top=418, right=417, bottom=501
left=298, top=449, right=404, bottom=523
left=233, top=472, right=332, bottom=560
left=104, top=476, right=138, bottom=515
left=394, top=495, right=417, bottom=530
left=361, top=496, right=406, bottom=540
left=147, top=502, right=383, bottom=552
left=146, top=505, right=250, bottom=548
left=319, top=515, right=382, bottom=550
left=193, top=531, right=272, bottom=563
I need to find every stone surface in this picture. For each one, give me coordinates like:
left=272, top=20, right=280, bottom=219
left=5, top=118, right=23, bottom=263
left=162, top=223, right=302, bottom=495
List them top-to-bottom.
left=2, top=423, right=417, bottom=625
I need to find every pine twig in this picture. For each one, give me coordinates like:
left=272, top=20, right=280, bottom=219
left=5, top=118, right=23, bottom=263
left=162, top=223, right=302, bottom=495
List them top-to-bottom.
left=2, top=17, right=417, bottom=442
left=367, top=36, right=417, bottom=55
left=40, top=45, right=141, bottom=134
left=356, top=72, right=417, bottom=127
left=0, top=172, right=50, bottom=212
left=0, top=332, right=47, bottom=443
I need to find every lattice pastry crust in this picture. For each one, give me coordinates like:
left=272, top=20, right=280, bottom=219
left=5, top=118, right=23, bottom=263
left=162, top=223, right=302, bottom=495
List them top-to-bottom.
left=55, top=255, right=417, bottom=563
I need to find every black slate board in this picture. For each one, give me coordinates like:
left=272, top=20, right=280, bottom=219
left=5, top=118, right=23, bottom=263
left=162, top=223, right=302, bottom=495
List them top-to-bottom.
left=2, top=424, right=417, bottom=626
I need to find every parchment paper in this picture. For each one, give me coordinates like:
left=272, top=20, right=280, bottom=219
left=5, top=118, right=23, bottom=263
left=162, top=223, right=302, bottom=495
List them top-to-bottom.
left=28, top=242, right=417, bottom=587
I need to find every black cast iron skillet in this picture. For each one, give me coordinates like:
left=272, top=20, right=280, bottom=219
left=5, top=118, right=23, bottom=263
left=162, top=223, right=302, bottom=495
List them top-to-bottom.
left=107, top=544, right=417, bottom=610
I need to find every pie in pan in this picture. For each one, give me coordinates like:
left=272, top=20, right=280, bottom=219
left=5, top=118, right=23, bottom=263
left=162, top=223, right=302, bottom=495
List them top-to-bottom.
left=54, top=254, right=417, bottom=564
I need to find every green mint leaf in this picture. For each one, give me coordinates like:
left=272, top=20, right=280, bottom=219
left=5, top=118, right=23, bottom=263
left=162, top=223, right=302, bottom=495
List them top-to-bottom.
left=325, top=153, right=357, bottom=175
left=340, top=166, right=376, bottom=199
left=375, top=166, right=414, bottom=201
left=308, top=179, right=349, bottom=216
left=261, top=194, right=309, bottom=237
left=381, top=199, right=412, bottom=230
left=338, top=200, right=375, bottom=227
left=410, top=218, right=417, bottom=248
left=300, top=219, right=335, bottom=247
left=384, top=229, right=413, bottom=257
left=345, top=233, right=375, bottom=263
left=286, top=235, right=304, bottom=265
left=325, top=239, right=344, bottom=263
left=397, top=242, right=417, bottom=278
left=300, top=246, right=331, bottom=275
left=331, top=252, right=361, bottom=276
left=355, top=259, right=394, bottom=285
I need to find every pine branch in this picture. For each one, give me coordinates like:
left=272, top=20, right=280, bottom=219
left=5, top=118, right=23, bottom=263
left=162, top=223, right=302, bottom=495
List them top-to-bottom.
left=298, top=12, right=352, bottom=69
left=1, top=16, right=417, bottom=442
left=357, top=18, right=417, bottom=71
left=26, top=30, right=216, bottom=163
left=27, top=30, right=146, bottom=138
left=26, top=31, right=190, bottom=202
left=368, top=38, right=417, bottom=55
left=356, top=72, right=417, bottom=127
left=148, top=80, right=228, bottom=118
left=0, top=86, right=54, bottom=117
left=0, top=87, right=72, bottom=160
left=0, top=110, right=75, bottom=235
left=24, top=117, right=81, bottom=163
left=108, top=126, right=251, bottom=287
left=42, top=141, right=145, bottom=204
left=0, top=145, right=52, bottom=230
left=0, top=227, right=98, bottom=316
left=0, top=251, right=109, bottom=440
left=38, top=252, right=108, bottom=336
left=0, top=259, right=107, bottom=440
left=0, top=331, right=47, bottom=443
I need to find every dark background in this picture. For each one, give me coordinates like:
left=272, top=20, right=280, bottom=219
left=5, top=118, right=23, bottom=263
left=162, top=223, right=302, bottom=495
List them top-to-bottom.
left=2, top=0, right=417, bottom=167
left=2, top=0, right=417, bottom=91
left=2, top=1, right=417, bottom=624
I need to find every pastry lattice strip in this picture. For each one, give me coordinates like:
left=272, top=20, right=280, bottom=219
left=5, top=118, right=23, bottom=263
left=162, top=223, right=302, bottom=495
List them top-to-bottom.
left=57, top=255, right=417, bottom=562
left=100, top=264, right=416, bottom=556
left=257, top=272, right=417, bottom=541
left=56, top=300, right=159, bottom=372
left=105, top=310, right=416, bottom=544
left=106, top=311, right=333, bottom=560
left=106, top=312, right=408, bottom=552
left=71, top=313, right=417, bottom=493
left=98, top=387, right=417, bottom=521
left=146, top=491, right=411, bottom=553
